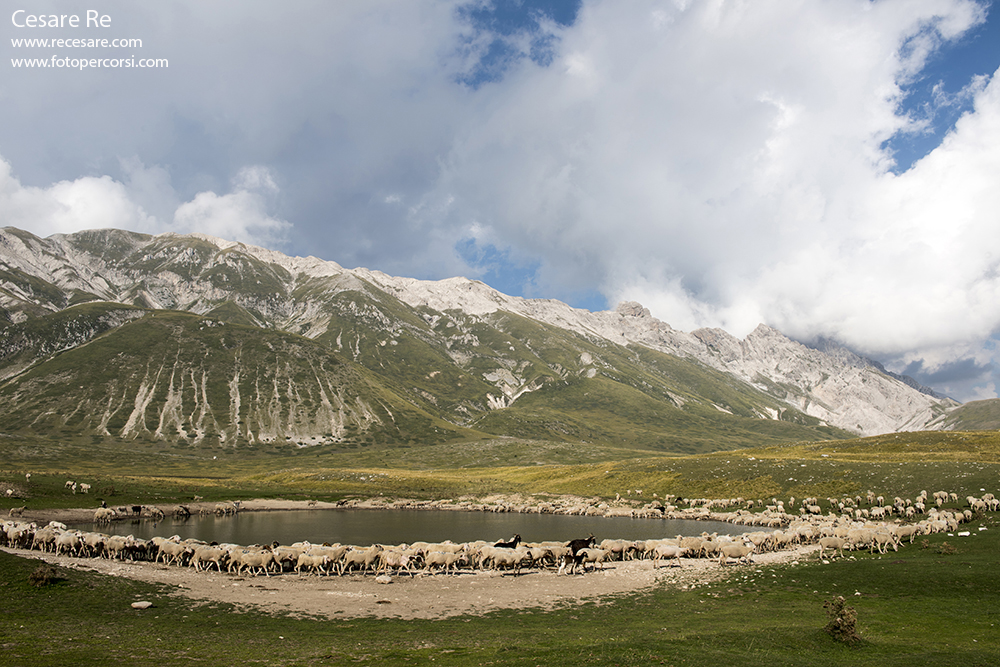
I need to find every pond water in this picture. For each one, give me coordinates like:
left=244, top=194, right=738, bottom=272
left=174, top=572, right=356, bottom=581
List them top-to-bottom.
left=90, top=509, right=750, bottom=546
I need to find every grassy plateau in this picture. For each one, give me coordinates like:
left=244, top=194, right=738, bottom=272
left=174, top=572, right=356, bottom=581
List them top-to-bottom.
left=1, top=430, right=999, bottom=665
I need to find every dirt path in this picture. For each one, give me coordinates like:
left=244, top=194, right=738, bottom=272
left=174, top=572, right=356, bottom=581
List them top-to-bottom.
left=2, top=544, right=817, bottom=620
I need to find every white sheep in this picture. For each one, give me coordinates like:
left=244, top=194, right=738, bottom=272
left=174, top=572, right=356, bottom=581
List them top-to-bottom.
left=817, top=536, right=846, bottom=559
left=652, top=544, right=686, bottom=568
left=718, top=544, right=754, bottom=566
left=341, top=545, right=383, bottom=574
left=576, top=548, right=611, bottom=572
left=376, top=549, right=413, bottom=576
left=423, top=550, right=468, bottom=574
left=295, top=553, right=330, bottom=576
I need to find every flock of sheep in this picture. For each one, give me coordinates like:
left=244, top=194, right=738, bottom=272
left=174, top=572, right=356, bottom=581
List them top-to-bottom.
left=2, top=488, right=995, bottom=580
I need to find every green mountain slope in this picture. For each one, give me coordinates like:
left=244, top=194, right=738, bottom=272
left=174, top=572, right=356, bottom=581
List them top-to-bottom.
left=0, top=306, right=470, bottom=451
left=938, top=399, right=1000, bottom=431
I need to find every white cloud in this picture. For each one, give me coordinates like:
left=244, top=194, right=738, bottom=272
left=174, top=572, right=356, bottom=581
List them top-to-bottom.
left=415, top=0, right=997, bottom=398
left=0, top=155, right=290, bottom=248
left=0, top=156, right=152, bottom=235
left=173, top=166, right=290, bottom=246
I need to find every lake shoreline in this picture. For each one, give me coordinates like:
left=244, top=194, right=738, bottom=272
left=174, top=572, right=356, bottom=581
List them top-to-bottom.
left=17, top=491, right=771, bottom=530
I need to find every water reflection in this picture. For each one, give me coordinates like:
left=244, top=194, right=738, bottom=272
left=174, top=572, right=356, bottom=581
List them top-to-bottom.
left=93, top=509, right=751, bottom=546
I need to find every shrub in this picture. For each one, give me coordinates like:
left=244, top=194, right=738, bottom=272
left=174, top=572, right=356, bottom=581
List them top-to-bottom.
left=937, top=541, right=958, bottom=555
left=28, top=564, right=60, bottom=587
left=823, top=596, right=862, bottom=645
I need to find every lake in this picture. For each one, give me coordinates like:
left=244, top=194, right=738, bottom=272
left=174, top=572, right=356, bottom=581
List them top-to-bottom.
left=91, top=508, right=751, bottom=546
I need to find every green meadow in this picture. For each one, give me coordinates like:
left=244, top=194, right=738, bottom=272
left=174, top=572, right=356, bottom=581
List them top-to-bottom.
left=2, top=430, right=999, bottom=665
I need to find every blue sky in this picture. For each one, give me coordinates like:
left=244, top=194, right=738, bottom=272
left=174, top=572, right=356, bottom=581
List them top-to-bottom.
left=2, top=0, right=1000, bottom=401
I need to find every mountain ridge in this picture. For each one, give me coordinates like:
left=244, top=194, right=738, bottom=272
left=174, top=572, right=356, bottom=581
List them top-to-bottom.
left=0, top=226, right=961, bottom=445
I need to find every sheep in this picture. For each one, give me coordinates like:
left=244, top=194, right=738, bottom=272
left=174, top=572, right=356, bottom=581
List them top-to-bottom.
left=79, top=483, right=91, bottom=494
left=8, top=506, right=25, bottom=517
left=94, top=507, right=115, bottom=524
left=8, top=522, right=34, bottom=548
left=895, top=525, right=919, bottom=544
left=31, top=526, right=59, bottom=552
left=54, top=530, right=82, bottom=556
left=81, top=531, right=108, bottom=557
left=872, top=531, right=898, bottom=554
left=106, top=534, right=135, bottom=560
left=818, top=536, right=846, bottom=559
left=157, top=540, right=194, bottom=566
left=341, top=544, right=384, bottom=575
left=652, top=544, right=686, bottom=568
left=718, top=544, right=754, bottom=566
left=272, top=545, right=306, bottom=572
left=305, top=545, right=348, bottom=574
left=191, top=546, right=228, bottom=572
left=491, top=547, right=533, bottom=574
left=230, top=549, right=275, bottom=576
left=376, top=549, right=414, bottom=577
left=423, top=550, right=468, bottom=574
left=295, top=553, right=330, bottom=576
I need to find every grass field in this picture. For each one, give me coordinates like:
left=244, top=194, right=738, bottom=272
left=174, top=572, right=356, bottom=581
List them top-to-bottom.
left=2, top=429, right=999, bottom=665
left=3, top=431, right=999, bottom=510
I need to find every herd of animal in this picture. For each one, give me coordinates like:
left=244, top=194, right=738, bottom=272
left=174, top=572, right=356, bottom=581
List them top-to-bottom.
left=1, top=489, right=996, bottom=579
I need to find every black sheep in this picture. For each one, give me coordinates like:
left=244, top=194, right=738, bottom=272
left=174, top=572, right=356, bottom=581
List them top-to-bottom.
left=494, top=534, right=522, bottom=549
left=560, top=534, right=596, bottom=574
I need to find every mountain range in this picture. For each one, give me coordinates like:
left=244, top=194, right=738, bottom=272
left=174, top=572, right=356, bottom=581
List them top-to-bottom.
left=0, top=226, right=987, bottom=456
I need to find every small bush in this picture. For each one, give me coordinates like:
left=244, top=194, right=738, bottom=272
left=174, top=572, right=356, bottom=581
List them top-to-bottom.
left=937, top=541, right=958, bottom=555
left=29, top=564, right=60, bottom=587
left=823, top=596, right=862, bottom=645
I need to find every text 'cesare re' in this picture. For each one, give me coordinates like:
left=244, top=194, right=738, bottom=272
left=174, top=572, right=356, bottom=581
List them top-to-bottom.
left=12, top=10, right=111, bottom=28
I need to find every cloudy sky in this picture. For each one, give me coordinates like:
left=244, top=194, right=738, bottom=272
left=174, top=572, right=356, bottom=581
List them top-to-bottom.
left=2, top=0, right=999, bottom=401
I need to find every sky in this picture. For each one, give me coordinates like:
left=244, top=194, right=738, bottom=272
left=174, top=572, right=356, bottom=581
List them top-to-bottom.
left=2, top=0, right=999, bottom=402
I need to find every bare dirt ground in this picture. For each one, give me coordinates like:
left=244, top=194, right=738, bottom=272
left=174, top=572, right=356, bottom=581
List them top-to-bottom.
left=3, top=544, right=818, bottom=620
